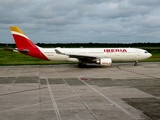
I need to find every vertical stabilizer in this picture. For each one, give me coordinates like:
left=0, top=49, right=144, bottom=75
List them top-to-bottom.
left=10, top=26, right=49, bottom=60
left=10, top=26, right=36, bottom=49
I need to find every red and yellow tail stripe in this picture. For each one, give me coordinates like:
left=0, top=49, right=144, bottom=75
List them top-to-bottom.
left=10, top=26, right=29, bottom=39
left=10, top=26, right=49, bottom=61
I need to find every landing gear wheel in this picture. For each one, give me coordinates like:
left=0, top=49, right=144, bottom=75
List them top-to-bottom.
left=134, top=61, right=138, bottom=66
left=78, top=63, right=87, bottom=68
left=78, top=63, right=83, bottom=68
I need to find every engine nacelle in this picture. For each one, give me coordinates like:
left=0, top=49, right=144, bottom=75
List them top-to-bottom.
left=96, top=58, right=112, bottom=66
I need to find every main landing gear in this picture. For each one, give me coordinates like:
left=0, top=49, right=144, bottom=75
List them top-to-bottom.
left=134, top=61, right=138, bottom=66
left=78, top=62, right=87, bottom=68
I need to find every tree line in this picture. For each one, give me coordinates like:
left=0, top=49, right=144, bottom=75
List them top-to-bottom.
left=0, top=42, right=160, bottom=48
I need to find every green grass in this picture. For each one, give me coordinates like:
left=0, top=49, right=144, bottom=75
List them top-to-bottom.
left=142, top=47, right=160, bottom=62
left=0, top=48, right=159, bottom=65
left=0, top=49, right=71, bottom=65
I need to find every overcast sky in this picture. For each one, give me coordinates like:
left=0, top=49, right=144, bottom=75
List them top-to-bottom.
left=0, top=0, right=160, bottom=43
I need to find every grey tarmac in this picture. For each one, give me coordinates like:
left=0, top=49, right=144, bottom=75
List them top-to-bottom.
left=0, top=62, right=159, bottom=120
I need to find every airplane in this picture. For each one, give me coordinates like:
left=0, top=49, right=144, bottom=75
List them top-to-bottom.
left=9, top=26, right=152, bottom=68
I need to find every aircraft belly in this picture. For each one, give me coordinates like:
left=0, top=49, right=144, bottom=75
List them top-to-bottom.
left=107, top=53, right=136, bottom=62
left=47, top=54, right=69, bottom=61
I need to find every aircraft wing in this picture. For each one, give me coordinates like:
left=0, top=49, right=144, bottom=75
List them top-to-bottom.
left=55, top=49, right=99, bottom=61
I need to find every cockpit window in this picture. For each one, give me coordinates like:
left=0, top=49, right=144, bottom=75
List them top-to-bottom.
left=144, top=51, right=148, bottom=53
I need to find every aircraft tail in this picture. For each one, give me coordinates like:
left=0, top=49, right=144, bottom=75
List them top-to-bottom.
left=9, top=26, right=49, bottom=60
left=10, top=26, right=36, bottom=49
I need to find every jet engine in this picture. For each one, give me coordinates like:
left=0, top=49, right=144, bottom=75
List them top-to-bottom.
left=96, top=58, right=112, bottom=66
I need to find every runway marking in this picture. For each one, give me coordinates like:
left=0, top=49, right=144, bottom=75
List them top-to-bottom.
left=117, top=65, right=160, bottom=80
left=117, top=65, right=160, bottom=100
left=0, top=68, right=25, bottom=102
left=12, top=68, right=24, bottom=84
left=52, top=69, right=98, bottom=120
left=78, top=76, right=139, bottom=120
left=41, top=77, right=61, bottom=120
left=0, top=87, right=47, bottom=96
left=0, top=87, right=109, bottom=114
left=0, top=100, right=51, bottom=114
left=75, top=114, right=81, bottom=120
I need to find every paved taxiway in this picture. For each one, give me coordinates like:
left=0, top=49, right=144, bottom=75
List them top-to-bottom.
left=0, top=62, right=159, bottom=120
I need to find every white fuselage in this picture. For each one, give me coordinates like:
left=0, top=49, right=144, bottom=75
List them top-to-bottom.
left=10, top=26, right=152, bottom=66
left=40, top=47, right=152, bottom=62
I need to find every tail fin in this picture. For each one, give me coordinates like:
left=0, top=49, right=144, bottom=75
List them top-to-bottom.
left=9, top=26, right=49, bottom=61
left=10, top=26, right=36, bottom=49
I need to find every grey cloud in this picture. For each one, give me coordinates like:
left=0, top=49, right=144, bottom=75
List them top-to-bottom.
left=0, top=0, right=160, bottom=43
left=130, top=0, right=160, bottom=6
left=83, top=1, right=152, bottom=19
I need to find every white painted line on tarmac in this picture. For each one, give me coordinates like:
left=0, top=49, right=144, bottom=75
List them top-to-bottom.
left=117, top=65, right=160, bottom=80
left=12, top=68, right=24, bottom=84
left=52, top=68, right=98, bottom=120
left=78, top=76, right=139, bottom=120
left=42, top=77, right=61, bottom=120
left=60, top=77, right=98, bottom=120
left=0, top=100, right=50, bottom=113
left=75, top=114, right=81, bottom=120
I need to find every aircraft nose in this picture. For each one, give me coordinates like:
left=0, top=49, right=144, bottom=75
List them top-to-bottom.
left=148, top=53, right=152, bottom=58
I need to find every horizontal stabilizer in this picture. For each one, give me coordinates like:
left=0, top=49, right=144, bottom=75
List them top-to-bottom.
left=3, top=48, right=15, bottom=52
left=3, top=48, right=29, bottom=54
left=17, top=49, right=29, bottom=54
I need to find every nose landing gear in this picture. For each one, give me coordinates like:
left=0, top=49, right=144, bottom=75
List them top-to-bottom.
left=134, top=61, right=138, bottom=66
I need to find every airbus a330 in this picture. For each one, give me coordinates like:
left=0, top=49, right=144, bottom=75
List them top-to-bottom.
left=9, top=26, right=152, bottom=68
